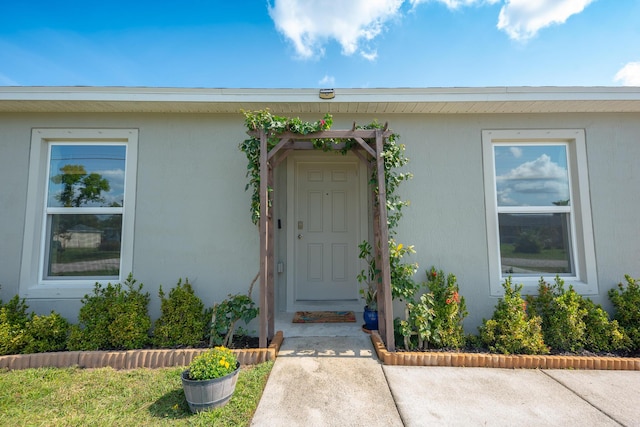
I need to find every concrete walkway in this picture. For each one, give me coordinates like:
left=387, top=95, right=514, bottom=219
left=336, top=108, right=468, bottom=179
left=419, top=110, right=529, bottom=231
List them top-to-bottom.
left=252, top=333, right=640, bottom=426
left=251, top=335, right=403, bottom=426
left=386, top=366, right=640, bottom=426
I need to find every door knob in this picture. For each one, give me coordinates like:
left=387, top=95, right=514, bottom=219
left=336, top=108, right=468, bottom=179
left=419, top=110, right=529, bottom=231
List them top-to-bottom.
left=298, top=234, right=303, bottom=239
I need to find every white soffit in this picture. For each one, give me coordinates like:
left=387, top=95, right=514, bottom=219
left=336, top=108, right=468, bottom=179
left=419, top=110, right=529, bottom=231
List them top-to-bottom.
left=1, top=86, right=640, bottom=114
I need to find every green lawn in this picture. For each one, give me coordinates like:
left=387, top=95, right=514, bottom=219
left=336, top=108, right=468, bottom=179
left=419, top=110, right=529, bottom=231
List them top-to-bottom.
left=500, top=244, right=569, bottom=261
left=500, top=244, right=570, bottom=274
left=54, top=247, right=120, bottom=263
left=0, top=361, right=273, bottom=426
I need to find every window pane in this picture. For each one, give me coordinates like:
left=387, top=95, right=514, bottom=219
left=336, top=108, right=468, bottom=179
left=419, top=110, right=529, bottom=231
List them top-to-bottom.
left=48, top=145, right=126, bottom=207
left=494, top=145, right=570, bottom=207
left=498, top=213, right=574, bottom=276
left=45, top=214, right=122, bottom=278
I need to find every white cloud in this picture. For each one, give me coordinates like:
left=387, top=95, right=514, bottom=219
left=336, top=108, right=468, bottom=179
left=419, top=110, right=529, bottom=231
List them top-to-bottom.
left=268, top=0, right=403, bottom=60
left=268, top=0, right=596, bottom=61
left=409, top=0, right=499, bottom=9
left=497, top=0, right=596, bottom=41
left=361, top=50, right=379, bottom=61
left=614, top=62, right=640, bottom=86
left=319, top=75, right=336, bottom=86
left=509, top=147, right=523, bottom=158
left=497, top=154, right=570, bottom=205
left=500, top=154, right=566, bottom=181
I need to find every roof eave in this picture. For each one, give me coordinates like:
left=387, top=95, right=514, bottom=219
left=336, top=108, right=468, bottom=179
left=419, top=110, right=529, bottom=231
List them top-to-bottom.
left=1, top=86, right=640, bottom=114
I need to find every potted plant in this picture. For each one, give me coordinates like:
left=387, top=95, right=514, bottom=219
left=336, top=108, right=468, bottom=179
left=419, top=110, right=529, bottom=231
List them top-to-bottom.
left=358, top=241, right=379, bottom=331
left=360, top=286, right=379, bottom=331
left=181, top=346, right=240, bottom=413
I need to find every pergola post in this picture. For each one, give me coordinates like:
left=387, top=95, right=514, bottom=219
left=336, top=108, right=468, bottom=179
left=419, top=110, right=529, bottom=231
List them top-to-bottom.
left=258, top=129, right=269, bottom=348
left=374, top=129, right=395, bottom=351
left=266, top=161, right=275, bottom=339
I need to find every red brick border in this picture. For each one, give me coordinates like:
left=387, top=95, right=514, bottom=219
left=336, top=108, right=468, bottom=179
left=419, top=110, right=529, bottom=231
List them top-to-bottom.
left=0, top=331, right=284, bottom=371
left=7, top=332, right=640, bottom=371
left=370, top=333, right=640, bottom=370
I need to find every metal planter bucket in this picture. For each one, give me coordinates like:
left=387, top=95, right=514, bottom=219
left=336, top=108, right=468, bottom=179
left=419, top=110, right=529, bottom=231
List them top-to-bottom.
left=181, top=362, right=240, bottom=413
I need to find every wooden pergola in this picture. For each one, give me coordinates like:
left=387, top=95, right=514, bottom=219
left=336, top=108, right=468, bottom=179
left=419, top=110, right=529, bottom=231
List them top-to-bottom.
left=249, top=126, right=396, bottom=351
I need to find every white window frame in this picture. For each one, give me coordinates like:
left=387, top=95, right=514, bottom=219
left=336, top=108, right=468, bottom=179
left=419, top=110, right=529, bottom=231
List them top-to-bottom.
left=20, top=129, right=138, bottom=299
left=482, top=129, right=597, bottom=296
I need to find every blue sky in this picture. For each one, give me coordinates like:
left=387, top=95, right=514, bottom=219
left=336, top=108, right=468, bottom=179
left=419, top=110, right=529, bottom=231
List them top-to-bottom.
left=1, top=0, right=639, bottom=88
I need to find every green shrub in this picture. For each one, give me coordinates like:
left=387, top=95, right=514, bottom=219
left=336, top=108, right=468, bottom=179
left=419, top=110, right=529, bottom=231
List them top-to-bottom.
left=514, top=231, right=542, bottom=254
left=389, top=240, right=419, bottom=301
left=395, top=267, right=468, bottom=351
left=425, top=267, right=467, bottom=349
left=67, top=274, right=151, bottom=351
left=609, top=275, right=640, bottom=352
left=489, top=276, right=625, bottom=355
left=527, top=276, right=627, bottom=353
left=478, top=277, right=548, bottom=355
left=526, top=277, right=586, bottom=352
left=153, top=278, right=210, bottom=348
left=397, top=292, right=436, bottom=351
left=0, top=294, right=29, bottom=327
left=210, top=294, right=258, bottom=347
left=0, top=295, right=30, bottom=356
left=0, top=295, right=70, bottom=355
left=580, top=298, right=628, bottom=353
left=21, top=312, right=70, bottom=354
left=0, top=319, right=25, bottom=356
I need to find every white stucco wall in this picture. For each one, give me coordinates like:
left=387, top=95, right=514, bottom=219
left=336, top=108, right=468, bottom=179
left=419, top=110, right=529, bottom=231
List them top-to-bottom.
left=1, top=111, right=639, bottom=332
left=0, top=112, right=259, bottom=321
left=0, top=115, right=31, bottom=300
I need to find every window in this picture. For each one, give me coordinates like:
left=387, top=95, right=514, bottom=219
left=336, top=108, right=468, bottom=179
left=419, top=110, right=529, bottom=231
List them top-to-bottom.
left=20, top=129, right=138, bottom=299
left=482, top=130, right=596, bottom=296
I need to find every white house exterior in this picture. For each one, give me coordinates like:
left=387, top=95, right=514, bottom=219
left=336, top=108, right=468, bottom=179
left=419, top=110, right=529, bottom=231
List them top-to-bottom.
left=1, top=86, right=639, bottom=333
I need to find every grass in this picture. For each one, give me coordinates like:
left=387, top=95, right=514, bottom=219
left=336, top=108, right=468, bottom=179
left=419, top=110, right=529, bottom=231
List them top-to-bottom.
left=500, top=244, right=569, bottom=261
left=54, top=247, right=120, bottom=263
left=0, top=361, right=273, bottom=426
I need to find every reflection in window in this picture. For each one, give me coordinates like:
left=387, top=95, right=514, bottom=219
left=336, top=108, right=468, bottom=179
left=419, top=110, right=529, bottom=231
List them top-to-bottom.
left=44, top=144, right=126, bottom=280
left=48, top=145, right=126, bottom=208
left=493, top=145, right=574, bottom=277
left=494, top=145, right=570, bottom=207
left=498, top=213, right=573, bottom=275
left=46, top=214, right=122, bottom=277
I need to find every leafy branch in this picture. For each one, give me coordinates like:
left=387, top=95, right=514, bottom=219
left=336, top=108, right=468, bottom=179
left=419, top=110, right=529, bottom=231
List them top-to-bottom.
left=239, top=110, right=417, bottom=316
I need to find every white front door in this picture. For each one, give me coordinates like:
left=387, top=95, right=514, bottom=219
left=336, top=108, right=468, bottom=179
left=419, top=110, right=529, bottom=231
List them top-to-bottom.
left=288, top=155, right=364, bottom=310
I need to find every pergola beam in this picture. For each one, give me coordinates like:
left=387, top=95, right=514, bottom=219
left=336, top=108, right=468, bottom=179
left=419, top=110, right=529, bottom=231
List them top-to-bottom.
left=248, top=129, right=393, bottom=140
left=267, top=136, right=291, bottom=161
left=353, top=137, right=377, bottom=158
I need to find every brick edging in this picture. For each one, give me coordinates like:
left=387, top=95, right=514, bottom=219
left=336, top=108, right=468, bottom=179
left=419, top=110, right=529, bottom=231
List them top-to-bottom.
left=0, top=331, right=284, bottom=371
left=370, top=333, right=640, bottom=370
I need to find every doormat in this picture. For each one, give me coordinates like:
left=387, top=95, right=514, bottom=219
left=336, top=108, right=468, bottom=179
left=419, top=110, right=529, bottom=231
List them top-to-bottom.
left=292, top=311, right=356, bottom=323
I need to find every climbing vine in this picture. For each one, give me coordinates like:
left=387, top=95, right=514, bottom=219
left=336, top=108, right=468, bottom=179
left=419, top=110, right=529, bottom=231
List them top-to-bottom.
left=238, top=109, right=417, bottom=315
left=238, top=109, right=412, bottom=229
left=239, top=109, right=332, bottom=224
